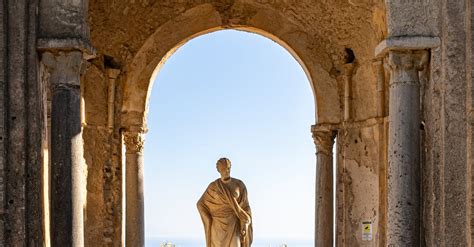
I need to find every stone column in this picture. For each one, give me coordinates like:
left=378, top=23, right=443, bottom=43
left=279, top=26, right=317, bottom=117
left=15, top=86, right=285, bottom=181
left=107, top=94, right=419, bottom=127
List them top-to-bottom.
left=374, top=37, right=439, bottom=246
left=385, top=50, right=428, bottom=246
left=42, top=51, right=85, bottom=247
left=311, top=125, right=336, bottom=246
left=124, top=130, right=145, bottom=247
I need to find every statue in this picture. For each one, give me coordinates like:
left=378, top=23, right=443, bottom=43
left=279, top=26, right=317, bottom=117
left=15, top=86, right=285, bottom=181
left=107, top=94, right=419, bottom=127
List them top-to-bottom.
left=197, top=158, right=253, bottom=247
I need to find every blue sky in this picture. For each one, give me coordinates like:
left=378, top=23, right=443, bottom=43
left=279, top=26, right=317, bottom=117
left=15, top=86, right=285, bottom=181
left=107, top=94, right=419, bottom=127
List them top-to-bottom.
left=143, top=30, right=316, bottom=242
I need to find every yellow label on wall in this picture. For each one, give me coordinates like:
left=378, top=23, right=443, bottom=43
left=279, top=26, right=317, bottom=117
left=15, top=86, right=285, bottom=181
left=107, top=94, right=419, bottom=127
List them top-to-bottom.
left=362, top=221, right=372, bottom=241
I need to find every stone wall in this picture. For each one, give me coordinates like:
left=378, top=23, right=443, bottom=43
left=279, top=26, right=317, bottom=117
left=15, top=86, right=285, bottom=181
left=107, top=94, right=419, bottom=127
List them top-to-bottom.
left=0, top=0, right=45, bottom=245
left=380, top=0, right=473, bottom=244
left=419, top=0, right=471, bottom=245
left=467, top=0, right=474, bottom=244
left=471, top=0, right=474, bottom=243
left=0, top=1, right=6, bottom=244
left=82, top=60, right=123, bottom=246
left=337, top=121, right=387, bottom=246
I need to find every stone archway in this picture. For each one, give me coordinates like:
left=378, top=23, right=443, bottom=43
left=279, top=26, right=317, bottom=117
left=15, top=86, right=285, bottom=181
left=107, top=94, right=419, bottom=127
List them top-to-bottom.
left=84, top=1, right=387, bottom=246
left=118, top=4, right=339, bottom=129
left=120, top=20, right=334, bottom=247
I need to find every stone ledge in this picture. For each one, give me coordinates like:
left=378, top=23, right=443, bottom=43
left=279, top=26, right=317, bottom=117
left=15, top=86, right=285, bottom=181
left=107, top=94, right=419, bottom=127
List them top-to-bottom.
left=375, top=36, right=440, bottom=58
left=37, top=38, right=97, bottom=59
left=312, top=117, right=387, bottom=132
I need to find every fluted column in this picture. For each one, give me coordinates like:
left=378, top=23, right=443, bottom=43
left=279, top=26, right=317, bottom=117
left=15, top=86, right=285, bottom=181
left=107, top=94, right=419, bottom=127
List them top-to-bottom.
left=42, top=51, right=85, bottom=247
left=311, top=125, right=336, bottom=246
left=124, top=130, right=145, bottom=247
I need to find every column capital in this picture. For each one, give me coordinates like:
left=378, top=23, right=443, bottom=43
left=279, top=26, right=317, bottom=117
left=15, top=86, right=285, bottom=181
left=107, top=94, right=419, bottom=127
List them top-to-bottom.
left=387, top=50, right=429, bottom=86
left=41, top=51, right=83, bottom=89
left=311, top=125, right=336, bottom=156
left=123, top=131, right=145, bottom=154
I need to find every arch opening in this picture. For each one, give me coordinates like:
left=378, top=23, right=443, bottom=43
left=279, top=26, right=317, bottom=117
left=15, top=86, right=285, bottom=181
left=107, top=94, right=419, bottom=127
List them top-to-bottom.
left=118, top=3, right=343, bottom=129
left=143, top=26, right=317, bottom=130
left=143, top=29, right=317, bottom=246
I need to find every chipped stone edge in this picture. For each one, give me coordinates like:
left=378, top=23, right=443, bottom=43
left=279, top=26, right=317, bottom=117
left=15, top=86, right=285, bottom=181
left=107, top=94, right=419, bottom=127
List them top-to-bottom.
left=375, top=36, right=441, bottom=58
left=37, top=38, right=97, bottom=60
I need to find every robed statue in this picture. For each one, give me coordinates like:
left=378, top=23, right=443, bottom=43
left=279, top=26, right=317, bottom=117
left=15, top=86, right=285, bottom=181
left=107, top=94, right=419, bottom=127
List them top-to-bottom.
left=197, top=158, right=253, bottom=247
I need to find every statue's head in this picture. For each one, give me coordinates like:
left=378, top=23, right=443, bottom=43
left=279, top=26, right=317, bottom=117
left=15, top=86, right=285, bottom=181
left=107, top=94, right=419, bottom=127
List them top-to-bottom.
left=216, top=157, right=231, bottom=179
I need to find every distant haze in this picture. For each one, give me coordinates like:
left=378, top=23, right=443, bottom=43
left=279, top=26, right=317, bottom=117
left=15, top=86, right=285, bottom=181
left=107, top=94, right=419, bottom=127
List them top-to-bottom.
left=144, top=30, right=315, bottom=243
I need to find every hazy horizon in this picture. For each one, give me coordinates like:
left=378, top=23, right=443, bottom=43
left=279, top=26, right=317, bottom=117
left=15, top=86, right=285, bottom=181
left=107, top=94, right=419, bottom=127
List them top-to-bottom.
left=145, top=237, right=313, bottom=247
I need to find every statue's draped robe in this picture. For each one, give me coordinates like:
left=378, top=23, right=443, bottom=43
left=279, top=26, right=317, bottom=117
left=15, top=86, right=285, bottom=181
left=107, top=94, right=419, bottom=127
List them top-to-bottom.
left=197, top=178, right=253, bottom=247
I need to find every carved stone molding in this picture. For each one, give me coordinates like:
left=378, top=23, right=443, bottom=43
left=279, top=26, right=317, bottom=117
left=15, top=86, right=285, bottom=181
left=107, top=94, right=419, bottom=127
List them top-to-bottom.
left=375, top=36, right=440, bottom=58
left=37, top=38, right=96, bottom=59
left=311, top=125, right=336, bottom=156
left=123, top=131, right=145, bottom=154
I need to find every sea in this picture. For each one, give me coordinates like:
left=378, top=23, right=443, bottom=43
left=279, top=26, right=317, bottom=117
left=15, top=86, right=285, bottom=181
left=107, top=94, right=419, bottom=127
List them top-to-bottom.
left=146, top=238, right=313, bottom=247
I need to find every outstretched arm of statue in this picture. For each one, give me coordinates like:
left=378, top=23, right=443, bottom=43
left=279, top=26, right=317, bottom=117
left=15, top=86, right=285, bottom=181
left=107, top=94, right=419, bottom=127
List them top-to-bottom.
left=197, top=197, right=212, bottom=247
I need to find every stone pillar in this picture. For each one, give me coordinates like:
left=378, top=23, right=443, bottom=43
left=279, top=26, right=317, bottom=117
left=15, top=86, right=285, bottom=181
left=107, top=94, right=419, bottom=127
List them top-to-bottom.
left=2, top=0, right=45, bottom=245
left=375, top=37, right=439, bottom=246
left=385, top=50, right=428, bottom=246
left=42, top=51, right=85, bottom=247
left=311, top=125, right=336, bottom=246
left=123, top=130, right=145, bottom=247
